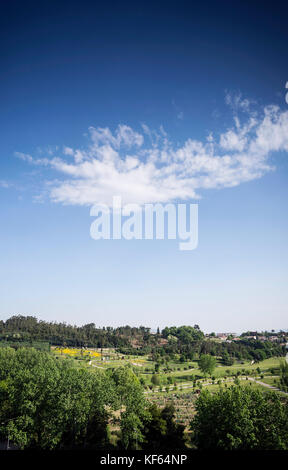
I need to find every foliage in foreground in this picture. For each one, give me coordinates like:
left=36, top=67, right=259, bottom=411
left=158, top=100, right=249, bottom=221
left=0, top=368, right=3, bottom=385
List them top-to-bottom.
left=0, top=347, right=147, bottom=449
left=1, top=347, right=287, bottom=451
left=0, top=348, right=184, bottom=451
left=190, top=385, right=288, bottom=450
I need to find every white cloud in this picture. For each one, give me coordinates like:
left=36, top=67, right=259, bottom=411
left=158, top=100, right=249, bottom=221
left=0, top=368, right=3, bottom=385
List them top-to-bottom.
left=224, top=91, right=254, bottom=113
left=16, top=100, right=288, bottom=207
left=89, top=124, right=144, bottom=149
left=63, top=146, right=74, bottom=156
left=15, top=152, right=34, bottom=163
left=0, top=180, right=10, bottom=188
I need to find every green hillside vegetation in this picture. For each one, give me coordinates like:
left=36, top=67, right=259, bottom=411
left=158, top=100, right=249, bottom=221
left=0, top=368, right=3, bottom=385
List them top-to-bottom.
left=0, top=316, right=287, bottom=450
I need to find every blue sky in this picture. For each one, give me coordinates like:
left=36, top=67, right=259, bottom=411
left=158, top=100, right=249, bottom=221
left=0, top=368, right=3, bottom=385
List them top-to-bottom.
left=0, top=1, right=288, bottom=332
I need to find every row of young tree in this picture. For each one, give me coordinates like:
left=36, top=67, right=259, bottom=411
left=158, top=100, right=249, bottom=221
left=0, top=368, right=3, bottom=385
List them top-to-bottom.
left=0, top=347, right=287, bottom=450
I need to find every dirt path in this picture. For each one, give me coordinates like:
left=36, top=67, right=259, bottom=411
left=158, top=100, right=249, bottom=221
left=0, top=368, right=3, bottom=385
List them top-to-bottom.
left=247, top=377, right=288, bottom=395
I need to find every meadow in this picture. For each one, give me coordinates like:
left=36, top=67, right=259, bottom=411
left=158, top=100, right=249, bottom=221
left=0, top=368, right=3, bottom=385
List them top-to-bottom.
left=51, top=345, right=285, bottom=430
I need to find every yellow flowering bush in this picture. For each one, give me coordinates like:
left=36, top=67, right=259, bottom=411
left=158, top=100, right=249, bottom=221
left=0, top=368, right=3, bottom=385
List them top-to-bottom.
left=54, top=347, right=101, bottom=358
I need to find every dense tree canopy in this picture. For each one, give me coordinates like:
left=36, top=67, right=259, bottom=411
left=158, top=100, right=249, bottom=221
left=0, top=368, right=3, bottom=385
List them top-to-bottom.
left=0, top=316, right=285, bottom=361
left=161, top=326, right=204, bottom=342
left=0, top=348, right=147, bottom=450
left=190, top=386, right=288, bottom=450
left=141, top=404, right=185, bottom=450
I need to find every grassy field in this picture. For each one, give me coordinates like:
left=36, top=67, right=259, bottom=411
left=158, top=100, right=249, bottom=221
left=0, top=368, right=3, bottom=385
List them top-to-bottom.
left=50, top=346, right=286, bottom=430
left=51, top=346, right=283, bottom=388
left=137, top=356, right=281, bottom=385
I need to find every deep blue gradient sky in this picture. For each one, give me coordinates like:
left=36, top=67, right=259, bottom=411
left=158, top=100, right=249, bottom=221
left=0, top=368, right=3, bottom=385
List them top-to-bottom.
left=1, top=1, right=288, bottom=332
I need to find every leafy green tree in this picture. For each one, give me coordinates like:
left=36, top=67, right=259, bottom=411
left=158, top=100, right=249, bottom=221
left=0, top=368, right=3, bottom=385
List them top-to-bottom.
left=0, top=348, right=112, bottom=449
left=0, top=349, right=150, bottom=450
left=253, top=349, right=267, bottom=362
left=222, top=352, right=234, bottom=366
left=198, top=354, right=217, bottom=376
left=279, top=360, right=288, bottom=391
left=109, top=366, right=148, bottom=449
left=151, top=374, right=161, bottom=386
left=190, top=386, right=288, bottom=450
left=141, top=404, right=166, bottom=450
left=142, top=404, right=185, bottom=450
left=120, top=412, right=144, bottom=450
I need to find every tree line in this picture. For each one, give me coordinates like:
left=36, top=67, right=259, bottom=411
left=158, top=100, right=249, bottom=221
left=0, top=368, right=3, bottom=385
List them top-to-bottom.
left=0, top=316, right=285, bottom=362
left=0, top=316, right=154, bottom=349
